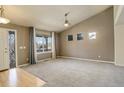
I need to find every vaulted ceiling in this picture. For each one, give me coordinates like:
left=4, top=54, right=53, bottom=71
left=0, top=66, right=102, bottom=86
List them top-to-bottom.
left=4, top=5, right=110, bottom=32
left=115, top=6, right=124, bottom=25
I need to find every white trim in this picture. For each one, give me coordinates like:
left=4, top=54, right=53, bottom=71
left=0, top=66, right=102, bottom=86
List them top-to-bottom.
left=0, top=27, right=18, bottom=68
left=33, top=27, right=38, bottom=63
left=8, top=29, right=18, bottom=68
left=13, top=30, right=18, bottom=67
left=52, top=32, right=56, bottom=59
left=36, top=51, right=52, bottom=54
left=57, top=56, right=114, bottom=64
left=18, top=58, right=52, bottom=67
left=37, top=58, right=52, bottom=63
left=18, top=59, right=52, bottom=67
left=114, top=62, right=124, bottom=67
left=18, top=63, right=30, bottom=67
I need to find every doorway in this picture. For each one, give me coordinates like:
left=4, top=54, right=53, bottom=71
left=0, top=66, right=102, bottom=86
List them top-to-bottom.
left=0, top=28, right=17, bottom=71
left=0, top=28, right=9, bottom=71
left=9, top=31, right=16, bottom=68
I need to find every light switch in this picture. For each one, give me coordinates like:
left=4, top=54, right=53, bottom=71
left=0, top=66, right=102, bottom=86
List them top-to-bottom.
left=19, top=46, right=23, bottom=49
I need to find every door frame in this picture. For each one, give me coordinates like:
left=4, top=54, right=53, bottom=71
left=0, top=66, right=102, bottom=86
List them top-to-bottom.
left=0, top=27, right=18, bottom=68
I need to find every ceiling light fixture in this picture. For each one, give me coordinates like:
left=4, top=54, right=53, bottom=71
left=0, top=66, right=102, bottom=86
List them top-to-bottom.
left=0, top=5, right=10, bottom=24
left=64, top=12, right=70, bottom=27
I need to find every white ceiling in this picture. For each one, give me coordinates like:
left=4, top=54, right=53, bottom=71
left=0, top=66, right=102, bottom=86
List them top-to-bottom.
left=4, top=5, right=110, bottom=32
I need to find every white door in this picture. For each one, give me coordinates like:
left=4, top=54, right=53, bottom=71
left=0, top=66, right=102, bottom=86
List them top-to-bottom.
left=0, top=28, right=9, bottom=71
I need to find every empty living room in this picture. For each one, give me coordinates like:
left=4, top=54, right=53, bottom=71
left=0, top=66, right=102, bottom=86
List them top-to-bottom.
left=1, top=1, right=124, bottom=92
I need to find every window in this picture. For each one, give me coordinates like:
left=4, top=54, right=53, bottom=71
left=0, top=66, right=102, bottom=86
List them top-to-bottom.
left=88, top=32, right=96, bottom=40
left=36, top=35, right=52, bottom=53
left=36, top=36, right=44, bottom=52
left=44, top=36, right=52, bottom=52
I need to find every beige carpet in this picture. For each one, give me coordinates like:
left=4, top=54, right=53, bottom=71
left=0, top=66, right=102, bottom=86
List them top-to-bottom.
left=22, top=58, right=124, bottom=87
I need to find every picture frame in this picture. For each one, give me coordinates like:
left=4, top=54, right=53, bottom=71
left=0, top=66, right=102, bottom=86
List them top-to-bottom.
left=77, top=33, right=83, bottom=40
left=68, top=35, right=73, bottom=41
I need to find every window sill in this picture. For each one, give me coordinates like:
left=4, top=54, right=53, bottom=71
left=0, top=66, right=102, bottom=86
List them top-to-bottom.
left=36, top=51, right=52, bottom=54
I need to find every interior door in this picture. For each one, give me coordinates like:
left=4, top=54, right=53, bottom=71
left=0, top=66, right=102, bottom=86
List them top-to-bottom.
left=0, top=28, right=9, bottom=71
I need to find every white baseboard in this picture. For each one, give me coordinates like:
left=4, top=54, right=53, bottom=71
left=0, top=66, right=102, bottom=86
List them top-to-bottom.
left=57, top=56, right=114, bottom=64
left=17, top=57, right=115, bottom=67
left=17, top=58, right=52, bottom=67
left=37, top=58, right=52, bottom=63
left=115, top=62, right=124, bottom=67
left=18, top=63, right=30, bottom=67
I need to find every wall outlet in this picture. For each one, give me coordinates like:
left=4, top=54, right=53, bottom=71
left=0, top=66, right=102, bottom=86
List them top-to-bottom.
left=98, top=56, right=101, bottom=58
left=26, top=58, right=29, bottom=62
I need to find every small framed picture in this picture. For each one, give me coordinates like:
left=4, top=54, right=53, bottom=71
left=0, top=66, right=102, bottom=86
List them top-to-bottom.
left=88, top=32, right=96, bottom=40
left=77, top=33, right=83, bottom=40
left=68, top=35, right=73, bottom=41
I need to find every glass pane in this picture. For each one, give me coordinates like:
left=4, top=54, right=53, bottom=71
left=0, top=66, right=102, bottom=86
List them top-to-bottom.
left=9, top=31, right=16, bottom=68
left=36, top=36, right=44, bottom=52
left=44, top=36, right=52, bottom=52
left=48, top=37, right=52, bottom=51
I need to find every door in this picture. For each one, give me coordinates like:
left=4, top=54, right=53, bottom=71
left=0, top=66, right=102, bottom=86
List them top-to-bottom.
left=0, top=28, right=9, bottom=71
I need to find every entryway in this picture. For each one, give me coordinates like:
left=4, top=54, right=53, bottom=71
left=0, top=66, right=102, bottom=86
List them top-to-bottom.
left=0, top=28, right=17, bottom=71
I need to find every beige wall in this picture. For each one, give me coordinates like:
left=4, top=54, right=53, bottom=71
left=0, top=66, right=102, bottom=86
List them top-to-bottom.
left=114, top=5, right=124, bottom=66
left=58, top=7, right=114, bottom=62
left=0, top=23, right=30, bottom=65
left=114, top=24, right=124, bottom=66
left=55, top=33, right=60, bottom=56
left=37, top=53, right=52, bottom=60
